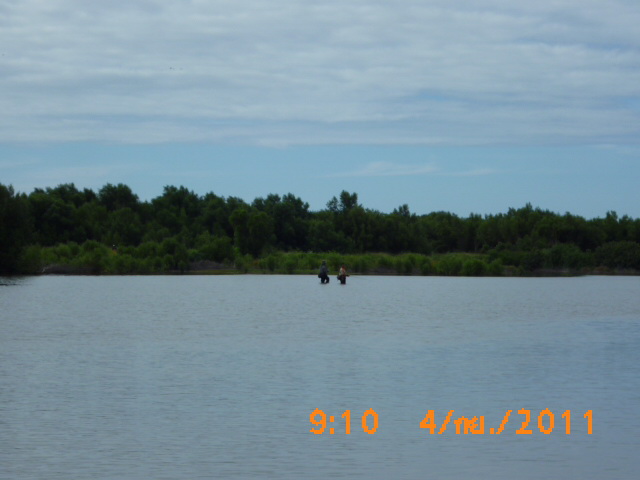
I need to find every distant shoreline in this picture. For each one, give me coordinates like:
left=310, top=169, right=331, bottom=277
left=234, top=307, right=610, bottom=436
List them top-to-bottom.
left=27, top=262, right=639, bottom=277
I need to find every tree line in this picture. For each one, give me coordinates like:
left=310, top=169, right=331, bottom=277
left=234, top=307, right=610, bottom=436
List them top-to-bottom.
left=1, top=182, right=639, bottom=275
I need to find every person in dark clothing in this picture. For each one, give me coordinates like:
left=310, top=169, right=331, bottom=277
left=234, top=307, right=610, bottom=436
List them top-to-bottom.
left=318, top=260, right=330, bottom=284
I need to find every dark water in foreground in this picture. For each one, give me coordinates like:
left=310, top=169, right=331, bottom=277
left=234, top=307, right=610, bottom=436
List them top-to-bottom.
left=1, top=275, right=639, bottom=479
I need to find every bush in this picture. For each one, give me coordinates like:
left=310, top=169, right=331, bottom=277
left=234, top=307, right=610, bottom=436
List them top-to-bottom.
left=199, top=236, right=233, bottom=263
left=161, top=237, right=179, bottom=256
left=80, top=240, right=104, bottom=254
left=135, top=241, right=160, bottom=259
left=595, top=241, right=640, bottom=270
left=54, top=243, right=74, bottom=261
left=546, top=243, right=590, bottom=269
left=18, top=245, right=43, bottom=274
left=75, top=245, right=110, bottom=274
left=521, top=250, right=544, bottom=271
left=234, top=253, right=253, bottom=273
left=262, top=253, right=280, bottom=272
left=302, top=253, right=323, bottom=271
left=326, top=253, right=342, bottom=271
left=110, top=254, right=137, bottom=274
left=162, top=254, right=174, bottom=271
left=376, top=254, right=393, bottom=271
left=352, top=255, right=373, bottom=274
left=283, top=256, right=298, bottom=274
left=395, top=256, right=415, bottom=275
left=436, top=256, right=463, bottom=276
left=152, top=257, right=163, bottom=272
left=419, top=257, right=434, bottom=275
left=138, top=258, right=154, bottom=274
left=461, top=258, right=486, bottom=276
left=487, top=259, right=503, bottom=276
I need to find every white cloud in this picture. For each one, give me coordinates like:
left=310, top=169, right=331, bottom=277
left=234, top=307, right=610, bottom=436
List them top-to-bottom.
left=1, top=0, right=639, bottom=145
left=0, top=159, right=41, bottom=169
left=330, top=161, right=500, bottom=178
left=332, top=161, right=439, bottom=177
left=446, top=168, right=499, bottom=177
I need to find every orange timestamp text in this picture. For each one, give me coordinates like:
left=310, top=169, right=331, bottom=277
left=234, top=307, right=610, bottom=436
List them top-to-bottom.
left=309, top=408, right=593, bottom=435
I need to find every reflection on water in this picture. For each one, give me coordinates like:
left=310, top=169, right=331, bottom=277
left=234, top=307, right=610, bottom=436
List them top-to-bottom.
left=1, top=275, right=639, bottom=479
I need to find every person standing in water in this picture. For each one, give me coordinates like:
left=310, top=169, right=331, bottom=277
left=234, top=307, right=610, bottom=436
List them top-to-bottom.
left=318, top=260, right=330, bottom=284
left=337, top=264, right=348, bottom=284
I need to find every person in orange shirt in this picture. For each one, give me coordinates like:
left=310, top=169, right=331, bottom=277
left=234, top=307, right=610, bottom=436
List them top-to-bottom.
left=337, top=264, right=348, bottom=284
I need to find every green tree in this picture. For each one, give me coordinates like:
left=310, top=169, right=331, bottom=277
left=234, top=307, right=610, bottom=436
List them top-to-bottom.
left=98, top=183, right=140, bottom=212
left=0, top=184, right=31, bottom=273
left=253, top=193, right=310, bottom=250
left=106, top=207, right=143, bottom=246
left=246, top=211, right=275, bottom=256
left=595, top=241, right=640, bottom=270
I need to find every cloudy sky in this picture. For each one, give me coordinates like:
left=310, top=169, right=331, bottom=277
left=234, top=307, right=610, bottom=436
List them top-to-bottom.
left=1, top=0, right=639, bottom=217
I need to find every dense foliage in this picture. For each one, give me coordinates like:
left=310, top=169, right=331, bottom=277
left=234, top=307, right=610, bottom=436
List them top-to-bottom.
left=1, top=182, right=639, bottom=275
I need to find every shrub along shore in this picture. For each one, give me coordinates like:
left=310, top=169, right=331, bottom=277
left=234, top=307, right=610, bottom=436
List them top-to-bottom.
left=2, top=183, right=640, bottom=276
left=27, top=247, right=638, bottom=277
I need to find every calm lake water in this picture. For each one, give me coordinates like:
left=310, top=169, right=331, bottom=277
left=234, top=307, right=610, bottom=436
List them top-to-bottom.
left=1, top=275, right=639, bottom=479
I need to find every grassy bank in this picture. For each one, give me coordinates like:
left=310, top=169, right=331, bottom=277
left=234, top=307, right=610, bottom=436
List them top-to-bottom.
left=17, top=242, right=636, bottom=277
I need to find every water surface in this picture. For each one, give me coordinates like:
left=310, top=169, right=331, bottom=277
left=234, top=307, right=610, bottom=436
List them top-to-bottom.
left=1, top=275, right=639, bottom=479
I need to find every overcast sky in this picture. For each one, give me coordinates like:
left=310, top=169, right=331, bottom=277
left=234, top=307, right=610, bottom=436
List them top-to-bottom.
left=1, top=0, right=639, bottom=217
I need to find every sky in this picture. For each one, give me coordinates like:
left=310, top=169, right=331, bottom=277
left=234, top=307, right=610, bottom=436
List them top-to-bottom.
left=1, top=0, right=639, bottom=218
